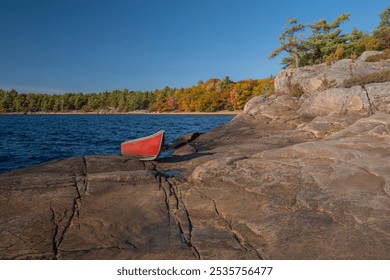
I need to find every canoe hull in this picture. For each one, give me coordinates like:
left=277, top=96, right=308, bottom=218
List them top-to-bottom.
left=121, top=130, right=165, bottom=161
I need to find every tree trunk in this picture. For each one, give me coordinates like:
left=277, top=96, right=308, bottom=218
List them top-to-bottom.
left=293, top=53, right=300, bottom=68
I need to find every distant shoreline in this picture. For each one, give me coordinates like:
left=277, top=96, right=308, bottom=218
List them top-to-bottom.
left=0, top=110, right=242, bottom=116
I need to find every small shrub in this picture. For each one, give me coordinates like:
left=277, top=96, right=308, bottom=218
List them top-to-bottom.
left=326, top=44, right=345, bottom=65
left=350, top=52, right=358, bottom=62
left=342, top=70, right=390, bottom=88
left=289, top=83, right=305, bottom=97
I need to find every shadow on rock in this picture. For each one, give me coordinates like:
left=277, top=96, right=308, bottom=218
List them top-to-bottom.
left=159, top=152, right=215, bottom=163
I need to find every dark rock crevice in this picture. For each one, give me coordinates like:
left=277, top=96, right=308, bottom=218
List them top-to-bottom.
left=362, top=85, right=374, bottom=115
left=81, top=156, right=89, bottom=195
left=50, top=165, right=86, bottom=258
left=157, top=175, right=201, bottom=259
left=157, top=176, right=173, bottom=246
left=195, top=188, right=264, bottom=260
left=211, top=198, right=264, bottom=259
left=49, top=207, right=59, bottom=259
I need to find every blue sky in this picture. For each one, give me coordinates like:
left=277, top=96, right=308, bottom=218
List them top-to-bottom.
left=0, top=0, right=388, bottom=94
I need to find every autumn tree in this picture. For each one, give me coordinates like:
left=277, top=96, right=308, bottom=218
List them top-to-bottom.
left=374, top=5, right=390, bottom=49
left=345, top=28, right=379, bottom=56
left=153, top=86, right=176, bottom=112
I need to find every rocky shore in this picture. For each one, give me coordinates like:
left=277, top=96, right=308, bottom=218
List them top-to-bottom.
left=1, top=51, right=389, bottom=259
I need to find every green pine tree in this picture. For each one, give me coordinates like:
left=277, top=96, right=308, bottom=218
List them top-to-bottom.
left=269, top=18, right=306, bottom=68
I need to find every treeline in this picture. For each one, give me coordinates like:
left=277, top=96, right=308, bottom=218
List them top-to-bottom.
left=270, top=5, right=390, bottom=68
left=0, top=77, right=274, bottom=113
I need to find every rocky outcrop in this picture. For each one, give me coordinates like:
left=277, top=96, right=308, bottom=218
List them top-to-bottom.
left=274, top=51, right=390, bottom=96
left=274, top=51, right=390, bottom=120
left=358, top=51, right=384, bottom=62
left=1, top=52, right=389, bottom=259
left=297, top=82, right=390, bottom=118
left=191, top=113, right=390, bottom=259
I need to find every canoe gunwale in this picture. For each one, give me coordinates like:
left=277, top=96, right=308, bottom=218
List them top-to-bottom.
left=121, top=130, right=165, bottom=145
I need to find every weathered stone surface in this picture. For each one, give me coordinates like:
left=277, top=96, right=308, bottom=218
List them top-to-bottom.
left=358, top=51, right=384, bottom=62
left=274, top=52, right=390, bottom=96
left=1, top=57, right=389, bottom=260
left=274, top=64, right=331, bottom=95
left=298, top=82, right=390, bottom=118
left=365, top=82, right=390, bottom=113
left=298, top=86, right=369, bottom=118
left=244, top=94, right=299, bottom=122
left=190, top=114, right=390, bottom=259
left=297, top=115, right=360, bottom=139
left=169, top=132, right=203, bottom=149
left=173, top=144, right=197, bottom=156
left=0, top=156, right=195, bottom=259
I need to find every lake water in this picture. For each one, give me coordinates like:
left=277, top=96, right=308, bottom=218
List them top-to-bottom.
left=0, top=114, right=235, bottom=173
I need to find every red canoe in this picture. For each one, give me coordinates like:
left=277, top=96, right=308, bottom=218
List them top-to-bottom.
left=121, top=130, right=165, bottom=160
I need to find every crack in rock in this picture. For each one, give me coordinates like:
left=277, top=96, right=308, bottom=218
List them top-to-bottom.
left=362, top=85, right=374, bottom=115
left=81, top=156, right=89, bottom=195
left=49, top=157, right=89, bottom=259
left=156, top=174, right=201, bottom=259
left=157, top=176, right=173, bottom=246
left=196, top=188, right=264, bottom=260
left=50, top=197, right=79, bottom=259
left=211, top=199, right=249, bottom=253
left=49, top=207, right=59, bottom=258
left=4, top=230, right=29, bottom=244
